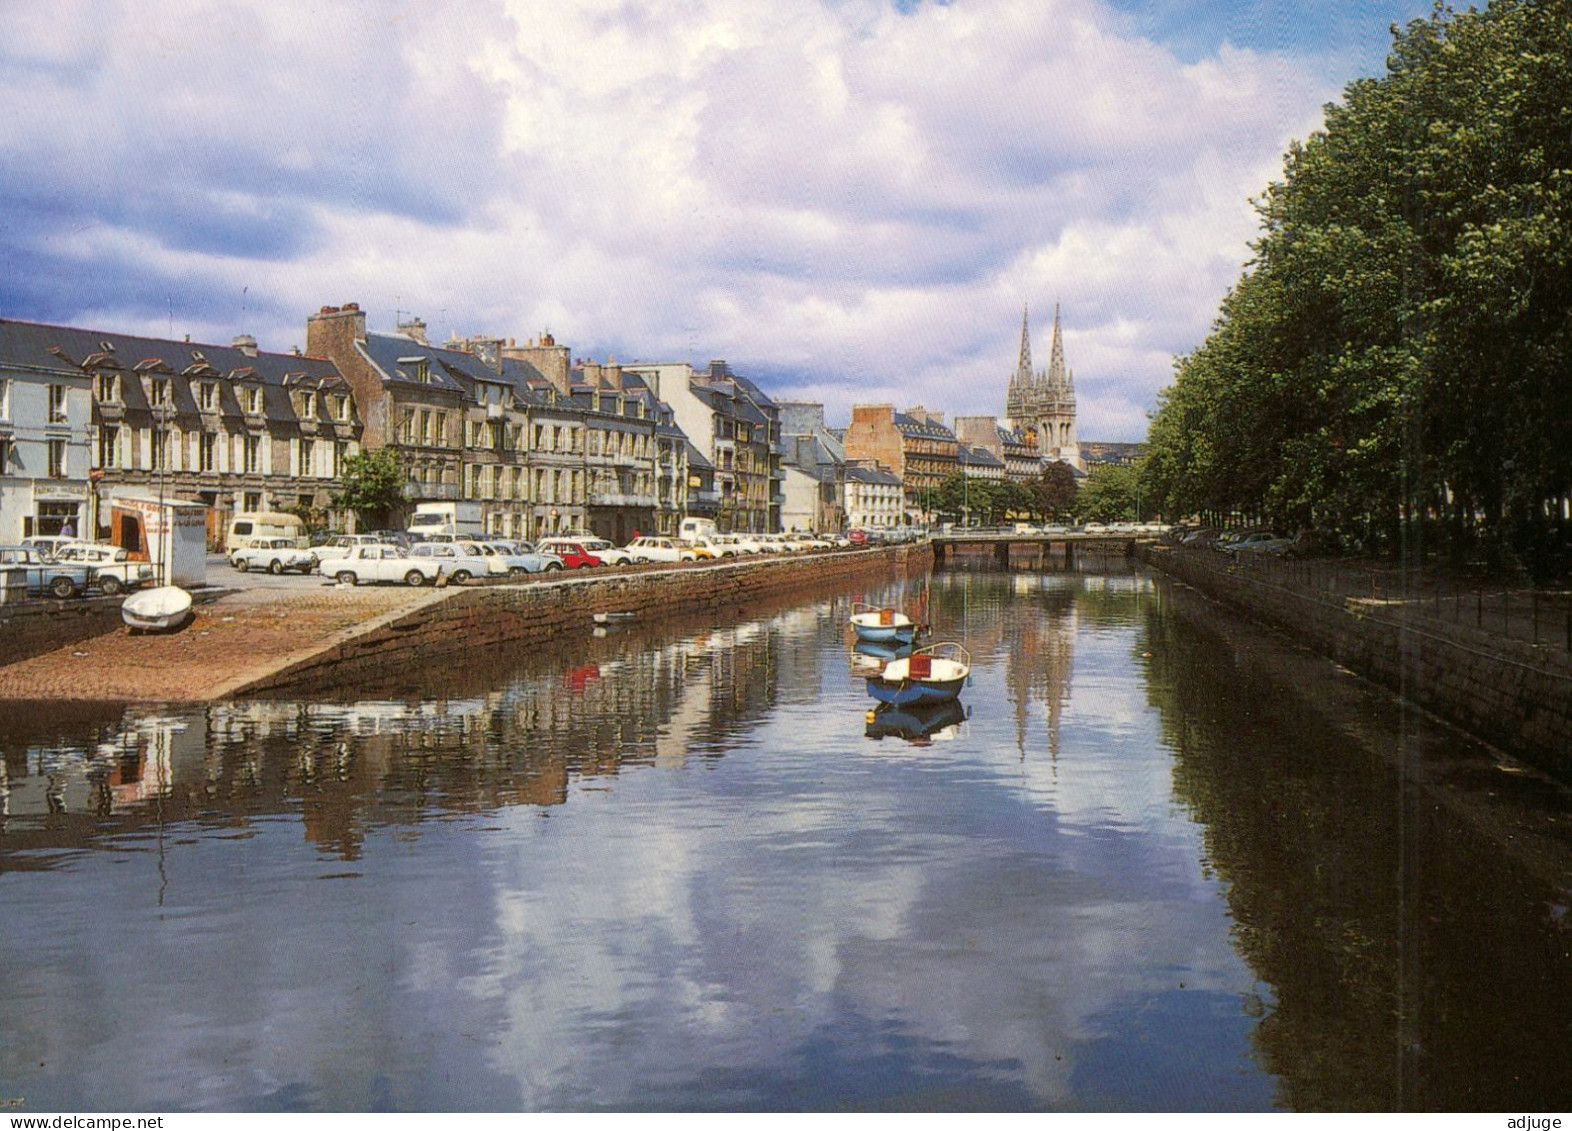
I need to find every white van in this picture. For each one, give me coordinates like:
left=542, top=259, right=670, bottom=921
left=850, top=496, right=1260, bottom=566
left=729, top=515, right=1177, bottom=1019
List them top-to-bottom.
left=225, top=512, right=306, bottom=555
left=679, top=517, right=718, bottom=541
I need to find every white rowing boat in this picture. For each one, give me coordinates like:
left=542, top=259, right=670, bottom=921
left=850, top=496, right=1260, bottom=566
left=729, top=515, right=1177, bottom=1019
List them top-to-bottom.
left=122, top=585, right=193, bottom=633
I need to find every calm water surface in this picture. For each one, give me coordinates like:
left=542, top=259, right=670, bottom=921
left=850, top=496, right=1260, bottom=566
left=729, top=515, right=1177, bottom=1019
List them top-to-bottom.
left=1, top=566, right=1568, bottom=1111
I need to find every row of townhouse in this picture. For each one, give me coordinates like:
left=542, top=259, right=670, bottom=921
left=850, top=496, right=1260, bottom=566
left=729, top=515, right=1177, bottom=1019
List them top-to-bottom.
left=0, top=303, right=787, bottom=548
left=306, top=306, right=767, bottom=544
left=0, top=318, right=363, bottom=545
left=776, top=402, right=906, bottom=533
left=777, top=402, right=1057, bottom=533
left=841, top=404, right=962, bottom=525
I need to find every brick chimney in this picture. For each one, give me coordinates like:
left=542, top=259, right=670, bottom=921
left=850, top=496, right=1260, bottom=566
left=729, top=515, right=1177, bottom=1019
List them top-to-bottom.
left=305, top=303, right=386, bottom=443
left=306, top=303, right=367, bottom=359
left=502, top=331, right=572, bottom=395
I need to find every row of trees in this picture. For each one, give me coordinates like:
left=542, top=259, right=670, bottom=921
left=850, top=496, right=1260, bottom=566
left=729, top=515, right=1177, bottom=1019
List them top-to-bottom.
left=1142, top=0, right=1572, bottom=577
left=929, top=462, right=1144, bottom=526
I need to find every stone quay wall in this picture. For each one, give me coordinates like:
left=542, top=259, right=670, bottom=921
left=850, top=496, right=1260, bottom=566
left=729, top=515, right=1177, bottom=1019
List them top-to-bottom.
left=234, top=544, right=935, bottom=698
left=1140, top=544, right=1572, bottom=780
left=0, top=596, right=128, bottom=669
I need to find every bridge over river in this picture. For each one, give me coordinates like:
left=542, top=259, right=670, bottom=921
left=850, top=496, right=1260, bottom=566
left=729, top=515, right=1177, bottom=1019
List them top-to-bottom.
left=930, top=529, right=1144, bottom=567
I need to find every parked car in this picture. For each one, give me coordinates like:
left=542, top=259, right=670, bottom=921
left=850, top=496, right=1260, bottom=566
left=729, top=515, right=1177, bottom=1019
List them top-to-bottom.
left=1228, top=531, right=1298, bottom=558
left=717, top=533, right=767, bottom=554
left=312, top=534, right=397, bottom=570
left=20, top=535, right=81, bottom=561
left=543, top=536, right=632, bottom=566
left=626, top=536, right=698, bottom=564
left=686, top=536, right=739, bottom=558
left=232, top=537, right=317, bottom=575
left=678, top=538, right=718, bottom=560
left=478, top=540, right=565, bottom=575
left=533, top=540, right=602, bottom=569
left=408, top=541, right=491, bottom=583
left=52, top=543, right=155, bottom=595
left=328, top=545, right=442, bottom=587
left=0, top=546, right=93, bottom=598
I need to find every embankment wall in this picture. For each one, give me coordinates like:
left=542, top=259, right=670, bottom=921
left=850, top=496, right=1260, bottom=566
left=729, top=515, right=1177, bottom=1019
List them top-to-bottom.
left=231, top=544, right=934, bottom=697
left=1141, top=545, right=1572, bottom=780
left=0, top=597, right=136, bottom=668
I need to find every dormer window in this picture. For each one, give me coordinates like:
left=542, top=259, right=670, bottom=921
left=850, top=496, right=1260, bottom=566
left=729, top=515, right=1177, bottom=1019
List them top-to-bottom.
left=97, top=373, right=120, bottom=402
left=149, top=378, right=171, bottom=406
left=198, top=382, right=219, bottom=412
left=243, top=386, right=264, bottom=414
left=297, top=391, right=317, bottom=418
left=333, top=394, right=350, bottom=422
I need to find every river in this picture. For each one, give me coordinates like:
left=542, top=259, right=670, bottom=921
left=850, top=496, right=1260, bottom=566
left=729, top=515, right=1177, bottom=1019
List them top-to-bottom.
left=1, top=563, right=1568, bottom=1111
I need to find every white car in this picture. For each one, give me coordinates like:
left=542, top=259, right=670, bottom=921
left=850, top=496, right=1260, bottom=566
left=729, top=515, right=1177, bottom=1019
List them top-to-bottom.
left=711, top=533, right=763, bottom=555
left=312, top=534, right=395, bottom=570
left=20, top=535, right=81, bottom=561
left=626, top=536, right=698, bottom=564
left=688, top=536, right=739, bottom=558
left=232, top=537, right=316, bottom=575
left=409, top=541, right=491, bottom=583
left=478, top=541, right=565, bottom=575
left=52, top=543, right=155, bottom=595
left=328, top=545, right=442, bottom=587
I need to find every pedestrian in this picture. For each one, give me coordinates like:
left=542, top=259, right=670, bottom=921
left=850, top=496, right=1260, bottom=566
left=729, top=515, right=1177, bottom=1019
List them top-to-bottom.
left=60, top=518, right=76, bottom=539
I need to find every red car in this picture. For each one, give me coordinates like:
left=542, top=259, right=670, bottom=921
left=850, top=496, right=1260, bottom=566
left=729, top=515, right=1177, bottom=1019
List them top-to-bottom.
left=538, top=540, right=603, bottom=569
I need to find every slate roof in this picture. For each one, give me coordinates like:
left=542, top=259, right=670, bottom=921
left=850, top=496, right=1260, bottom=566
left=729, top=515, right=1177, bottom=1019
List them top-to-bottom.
left=0, top=317, right=358, bottom=433
left=892, top=412, right=957, bottom=442
left=959, top=444, right=1006, bottom=469
left=845, top=464, right=902, bottom=486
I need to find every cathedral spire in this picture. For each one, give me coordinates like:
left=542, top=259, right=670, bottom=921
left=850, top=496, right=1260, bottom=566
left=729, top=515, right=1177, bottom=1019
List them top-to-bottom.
left=1046, top=301, right=1068, bottom=391
left=1011, top=303, right=1033, bottom=391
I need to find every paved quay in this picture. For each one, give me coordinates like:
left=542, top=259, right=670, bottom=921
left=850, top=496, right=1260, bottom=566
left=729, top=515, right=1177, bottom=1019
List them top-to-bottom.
left=0, top=546, right=933, bottom=704
left=0, top=583, right=439, bottom=703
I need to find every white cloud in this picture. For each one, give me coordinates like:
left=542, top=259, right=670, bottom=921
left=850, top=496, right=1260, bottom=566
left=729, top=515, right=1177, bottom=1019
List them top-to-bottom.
left=1, top=0, right=1377, bottom=439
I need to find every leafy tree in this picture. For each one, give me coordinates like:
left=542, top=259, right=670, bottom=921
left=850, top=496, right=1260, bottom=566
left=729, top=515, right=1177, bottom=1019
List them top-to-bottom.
left=1143, top=0, right=1572, bottom=575
left=331, top=448, right=406, bottom=527
left=1034, top=461, right=1079, bottom=519
left=1076, top=463, right=1140, bottom=523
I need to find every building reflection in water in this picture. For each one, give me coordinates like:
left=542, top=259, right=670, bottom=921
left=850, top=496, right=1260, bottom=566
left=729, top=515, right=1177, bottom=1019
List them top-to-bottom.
left=0, top=602, right=809, bottom=866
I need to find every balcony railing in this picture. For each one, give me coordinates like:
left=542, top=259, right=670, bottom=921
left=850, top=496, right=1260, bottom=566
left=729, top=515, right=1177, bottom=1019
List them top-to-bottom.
left=405, top=481, right=462, bottom=501
left=588, top=492, right=656, bottom=508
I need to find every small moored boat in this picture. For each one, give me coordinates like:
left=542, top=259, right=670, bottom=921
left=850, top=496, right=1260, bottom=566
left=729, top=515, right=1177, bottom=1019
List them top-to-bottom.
left=121, top=585, right=193, bottom=633
left=849, top=601, right=918, bottom=645
left=592, top=611, right=637, bottom=625
left=865, top=641, right=971, bottom=707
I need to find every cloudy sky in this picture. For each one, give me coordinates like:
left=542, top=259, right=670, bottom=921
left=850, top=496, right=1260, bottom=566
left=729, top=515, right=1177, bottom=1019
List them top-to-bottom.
left=0, top=0, right=1434, bottom=441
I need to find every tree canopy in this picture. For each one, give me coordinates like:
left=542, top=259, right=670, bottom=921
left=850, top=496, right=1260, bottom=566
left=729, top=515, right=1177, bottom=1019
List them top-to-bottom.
left=1142, top=0, right=1572, bottom=576
left=331, top=449, right=406, bottom=525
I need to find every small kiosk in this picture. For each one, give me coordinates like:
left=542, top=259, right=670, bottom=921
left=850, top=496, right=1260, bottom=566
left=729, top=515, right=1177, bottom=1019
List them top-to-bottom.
left=110, top=496, right=209, bottom=588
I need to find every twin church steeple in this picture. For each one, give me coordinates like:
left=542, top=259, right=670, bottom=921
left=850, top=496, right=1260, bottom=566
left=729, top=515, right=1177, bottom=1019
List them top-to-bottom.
left=1006, top=302, right=1081, bottom=470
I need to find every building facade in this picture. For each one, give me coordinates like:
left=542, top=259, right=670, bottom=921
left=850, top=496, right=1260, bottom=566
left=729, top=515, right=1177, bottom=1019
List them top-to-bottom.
left=1, top=318, right=362, bottom=546
left=0, top=320, right=94, bottom=543
left=625, top=360, right=783, bottom=533
left=841, top=404, right=959, bottom=525
left=954, top=414, right=1042, bottom=482
left=842, top=461, right=903, bottom=531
